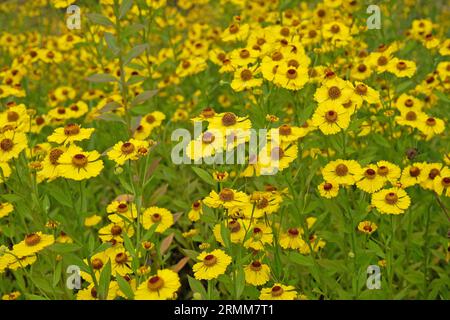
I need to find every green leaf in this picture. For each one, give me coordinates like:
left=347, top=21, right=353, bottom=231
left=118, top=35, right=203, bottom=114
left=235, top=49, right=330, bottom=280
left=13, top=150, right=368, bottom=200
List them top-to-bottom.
left=119, top=0, right=133, bottom=19
left=86, top=13, right=115, bottom=28
left=123, top=23, right=145, bottom=38
left=104, top=32, right=119, bottom=55
left=124, top=44, right=148, bottom=65
left=86, top=73, right=117, bottom=83
left=127, top=75, right=146, bottom=86
left=131, top=89, right=158, bottom=107
left=434, top=90, right=450, bottom=103
left=99, top=101, right=121, bottom=113
left=96, top=112, right=126, bottom=123
left=191, top=167, right=216, bottom=186
left=46, top=185, right=72, bottom=207
left=1, top=194, right=23, bottom=202
left=142, top=221, right=159, bottom=241
left=92, top=242, right=112, bottom=255
left=49, top=243, right=81, bottom=253
left=289, top=252, right=314, bottom=267
left=53, top=260, right=63, bottom=287
left=98, top=260, right=112, bottom=300
left=235, top=268, right=245, bottom=298
left=116, top=275, right=135, bottom=299
left=187, top=275, right=207, bottom=299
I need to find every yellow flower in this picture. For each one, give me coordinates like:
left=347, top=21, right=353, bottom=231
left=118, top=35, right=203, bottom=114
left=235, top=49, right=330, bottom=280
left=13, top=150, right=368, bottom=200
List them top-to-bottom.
left=221, top=22, right=249, bottom=42
left=387, top=58, right=416, bottom=78
left=230, top=66, right=263, bottom=92
left=314, top=77, right=353, bottom=107
left=311, top=103, right=351, bottom=135
left=417, top=116, right=445, bottom=139
left=47, top=123, right=94, bottom=145
left=0, top=130, right=27, bottom=162
left=107, top=139, right=149, bottom=165
left=57, top=145, right=104, bottom=181
left=38, top=147, right=66, bottom=181
left=322, top=160, right=363, bottom=185
left=0, top=162, right=11, bottom=183
left=400, top=163, right=428, bottom=187
left=420, top=163, right=443, bottom=190
left=356, top=164, right=386, bottom=193
left=434, top=167, right=450, bottom=197
left=318, top=181, right=339, bottom=198
left=203, top=188, right=250, bottom=209
left=371, top=188, right=411, bottom=214
left=107, top=200, right=137, bottom=223
left=188, top=200, right=203, bottom=222
left=0, top=202, right=13, bottom=218
left=142, top=207, right=174, bottom=233
left=84, top=215, right=102, bottom=227
left=213, top=220, right=246, bottom=245
left=358, top=221, right=378, bottom=234
left=99, top=222, right=134, bottom=243
left=244, top=223, right=273, bottom=250
left=279, top=228, right=306, bottom=249
left=12, top=232, right=54, bottom=257
left=109, top=246, right=133, bottom=276
left=193, top=249, right=232, bottom=280
left=80, top=251, right=109, bottom=283
left=244, top=261, right=270, bottom=286
left=135, top=269, right=181, bottom=300
left=76, top=282, right=118, bottom=300
left=259, top=284, right=297, bottom=300
left=2, top=291, right=21, bottom=300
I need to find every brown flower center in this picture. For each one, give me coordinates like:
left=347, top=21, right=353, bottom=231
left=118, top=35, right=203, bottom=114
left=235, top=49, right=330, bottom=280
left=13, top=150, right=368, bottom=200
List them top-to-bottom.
left=229, top=24, right=239, bottom=34
left=330, top=24, right=340, bottom=34
left=308, top=30, right=317, bottom=38
left=239, top=49, right=250, bottom=59
left=272, top=51, right=283, bottom=61
left=377, top=56, right=388, bottom=66
left=396, top=61, right=407, bottom=70
left=357, top=64, right=367, bottom=72
left=286, top=68, right=297, bottom=79
left=240, top=69, right=252, bottom=81
left=355, top=84, right=367, bottom=95
left=328, top=86, right=341, bottom=99
left=404, top=99, right=414, bottom=107
left=201, top=107, right=215, bottom=119
left=325, top=110, right=338, bottom=122
left=7, top=111, right=19, bottom=122
left=405, top=111, right=417, bottom=121
left=221, top=112, right=237, bottom=126
left=146, top=115, right=156, bottom=124
left=426, top=117, right=436, bottom=126
left=64, top=123, right=80, bottom=136
left=279, top=124, right=292, bottom=136
left=202, top=131, right=215, bottom=144
left=0, top=138, right=13, bottom=151
left=121, top=142, right=135, bottom=155
left=72, top=154, right=88, bottom=168
left=335, top=164, right=348, bottom=176
left=377, top=166, right=389, bottom=176
left=409, top=166, right=420, bottom=177
left=364, top=168, right=376, bottom=179
left=428, top=168, right=440, bottom=179
left=442, top=177, right=450, bottom=187
left=323, top=182, right=333, bottom=191
left=219, top=188, right=235, bottom=202
left=385, top=192, right=398, bottom=204
left=257, top=197, right=269, bottom=209
left=117, top=203, right=128, bottom=213
left=151, top=213, right=162, bottom=223
left=228, top=220, right=241, bottom=233
left=111, top=225, right=123, bottom=236
left=288, top=228, right=299, bottom=237
left=25, top=233, right=41, bottom=246
left=115, top=252, right=128, bottom=264
left=203, top=254, right=217, bottom=266
left=91, top=258, right=104, bottom=270
left=250, top=261, right=262, bottom=271
left=147, top=276, right=165, bottom=291
left=271, top=285, right=284, bottom=297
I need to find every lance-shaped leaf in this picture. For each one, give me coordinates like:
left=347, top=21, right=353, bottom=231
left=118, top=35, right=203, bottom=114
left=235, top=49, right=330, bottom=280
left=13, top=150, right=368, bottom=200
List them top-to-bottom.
left=119, top=0, right=134, bottom=19
left=86, top=13, right=115, bottom=28
left=104, top=32, right=119, bottom=55
left=124, top=44, right=148, bottom=65
left=86, top=73, right=117, bottom=83
left=131, top=89, right=158, bottom=107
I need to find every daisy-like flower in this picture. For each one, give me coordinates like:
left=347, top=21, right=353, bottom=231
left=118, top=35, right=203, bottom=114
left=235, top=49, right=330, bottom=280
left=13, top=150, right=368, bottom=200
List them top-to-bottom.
left=387, top=58, right=416, bottom=78
left=230, top=66, right=263, bottom=92
left=314, top=77, right=352, bottom=107
left=351, top=82, right=380, bottom=107
left=395, top=94, right=423, bottom=114
left=312, top=103, right=351, bottom=135
left=134, top=111, right=166, bottom=140
left=208, top=112, right=252, bottom=135
left=417, top=116, right=445, bottom=140
left=47, top=123, right=94, bottom=145
left=269, top=124, right=307, bottom=143
left=186, top=129, right=225, bottom=161
left=0, top=130, right=27, bottom=162
left=107, top=139, right=149, bottom=165
left=258, top=141, right=298, bottom=173
left=57, top=145, right=104, bottom=181
left=38, top=147, right=65, bottom=181
left=322, top=159, right=363, bottom=185
left=375, top=161, right=401, bottom=183
left=0, top=162, right=11, bottom=183
left=400, top=163, right=428, bottom=187
left=420, top=163, right=443, bottom=190
left=356, top=164, right=386, bottom=193
left=434, top=167, right=450, bottom=197
left=317, top=181, right=339, bottom=198
left=203, top=188, right=250, bottom=209
left=371, top=188, right=411, bottom=214
left=247, top=191, right=282, bottom=218
left=106, top=199, right=137, bottom=221
left=188, top=200, right=203, bottom=222
left=0, top=202, right=13, bottom=219
left=142, top=206, right=174, bottom=233
left=213, top=220, right=246, bottom=246
left=357, top=221, right=378, bottom=235
left=98, top=222, right=134, bottom=243
left=244, top=223, right=273, bottom=250
left=279, top=227, right=306, bottom=249
left=12, top=232, right=54, bottom=257
left=299, top=234, right=326, bottom=255
left=109, top=246, right=133, bottom=276
left=193, top=249, right=232, bottom=280
left=80, top=251, right=109, bottom=283
left=2, top=252, right=37, bottom=271
left=244, top=261, right=270, bottom=286
left=135, top=269, right=181, bottom=300
left=76, top=282, right=118, bottom=300
left=259, top=284, right=298, bottom=300
left=2, top=291, right=21, bottom=300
